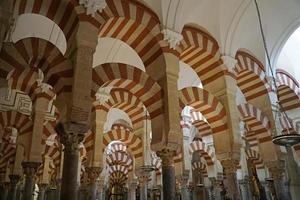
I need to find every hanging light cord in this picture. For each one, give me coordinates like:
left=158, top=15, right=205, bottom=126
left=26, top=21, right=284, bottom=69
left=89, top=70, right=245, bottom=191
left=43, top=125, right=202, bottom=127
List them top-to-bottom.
left=253, top=0, right=293, bottom=130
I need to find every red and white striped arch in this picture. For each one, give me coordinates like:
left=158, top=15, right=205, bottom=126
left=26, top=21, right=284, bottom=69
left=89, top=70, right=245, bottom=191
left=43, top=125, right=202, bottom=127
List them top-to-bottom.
left=12, top=0, right=80, bottom=49
left=97, top=0, right=167, bottom=68
left=179, top=25, right=224, bottom=85
left=0, top=38, right=73, bottom=95
left=234, top=50, right=269, bottom=101
left=92, top=63, right=163, bottom=120
left=7, top=68, right=56, bottom=102
left=276, top=69, right=300, bottom=111
left=179, top=87, right=227, bottom=135
left=93, top=88, right=145, bottom=130
left=238, top=103, right=271, bottom=143
left=190, top=110, right=212, bottom=138
left=0, top=111, right=33, bottom=137
left=103, top=127, right=142, bottom=158
left=83, top=130, right=95, bottom=153
left=0, top=141, right=16, bottom=172
left=109, top=141, right=127, bottom=153
left=189, top=141, right=215, bottom=166
left=245, top=148, right=264, bottom=168
left=106, top=151, right=133, bottom=169
left=151, top=152, right=162, bottom=174
left=192, top=161, right=208, bottom=177
left=109, top=164, right=130, bottom=175
left=109, top=171, right=128, bottom=185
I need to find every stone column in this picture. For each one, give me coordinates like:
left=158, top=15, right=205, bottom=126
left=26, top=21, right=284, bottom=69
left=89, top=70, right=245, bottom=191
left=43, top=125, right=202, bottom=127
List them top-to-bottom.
left=0, top=0, right=13, bottom=50
left=55, top=122, right=88, bottom=200
left=285, top=146, right=300, bottom=199
left=157, top=149, right=176, bottom=200
left=221, top=159, right=240, bottom=200
left=267, top=160, right=291, bottom=200
left=22, top=162, right=40, bottom=200
left=138, top=166, right=154, bottom=200
left=86, top=167, right=101, bottom=200
left=177, top=172, right=189, bottom=200
left=7, top=175, right=20, bottom=200
left=139, top=177, right=148, bottom=200
left=238, top=177, right=251, bottom=200
left=96, top=178, right=105, bottom=200
left=210, top=178, right=223, bottom=200
left=129, top=179, right=138, bottom=200
left=0, top=182, right=9, bottom=200
left=37, top=184, right=47, bottom=200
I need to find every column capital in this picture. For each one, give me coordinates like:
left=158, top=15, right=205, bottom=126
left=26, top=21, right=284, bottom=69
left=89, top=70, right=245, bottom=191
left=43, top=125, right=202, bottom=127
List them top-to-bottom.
left=161, top=28, right=183, bottom=50
left=221, top=55, right=237, bottom=71
left=55, top=122, right=88, bottom=152
left=156, top=149, right=176, bottom=167
left=221, top=159, right=239, bottom=175
left=266, top=160, right=285, bottom=180
left=22, top=161, right=41, bottom=178
left=137, top=165, right=154, bottom=186
left=86, top=166, right=102, bottom=183
left=176, top=170, right=190, bottom=189
left=8, top=174, right=20, bottom=185
left=38, top=183, right=48, bottom=190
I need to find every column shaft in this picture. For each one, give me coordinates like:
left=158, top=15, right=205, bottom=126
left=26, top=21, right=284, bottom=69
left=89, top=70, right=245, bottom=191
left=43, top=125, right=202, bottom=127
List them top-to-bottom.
left=286, top=146, right=300, bottom=199
left=61, top=148, right=80, bottom=200
left=22, top=162, right=40, bottom=200
left=162, top=163, right=176, bottom=200
left=86, top=167, right=101, bottom=200
left=7, top=175, right=20, bottom=200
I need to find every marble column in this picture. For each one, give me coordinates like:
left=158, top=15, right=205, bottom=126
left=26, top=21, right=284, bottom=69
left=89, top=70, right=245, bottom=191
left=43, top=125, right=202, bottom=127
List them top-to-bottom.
left=55, top=122, right=88, bottom=200
left=285, top=145, right=300, bottom=199
left=157, top=150, right=176, bottom=200
left=221, top=159, right=240, bottom=200
left=267, top=160, right=291, bottom=200
left=22, top=161, right=40, bottom=200
left=138, top=166, right=153, bottom=200
left=86, top=167, right=101, bottom=200
left=177, top=172, right=189, bottom=200
left=7, top=175, right=20, bottom=200
left=139, top=177, right=148, bottom=200
left=238, top=177, right=251, bottom=200
left=96, top=178, right=105, bottom=200
left=211, top=178, right=224, bottom=200
left=55, top=179, right=61, bottom=199
left=129, top=179, right=138, bottom=200
left=0, top=182, right=9, bottom=200
left=37, top=184, right=47, bottom=200
left=205, top=187, right=212, bottom=200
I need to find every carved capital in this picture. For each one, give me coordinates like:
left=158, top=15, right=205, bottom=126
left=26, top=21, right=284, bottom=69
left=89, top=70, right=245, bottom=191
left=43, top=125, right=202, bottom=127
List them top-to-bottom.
left=79, top=0, right=107, bottom=17
left=161, top=28, right=183, bottom=50
left=221, top=55, right=237, bottom=70
left=55, top=122, right=88, bottom=152
left=156, top=149, right=176, bottom=167
left=221, top=159, right=239, bottom=175
left=266, top=160, right=285, bottom=180
left=22, top=162, right=41, bottom=178
left=137, top=165, right=154, bottom=186
left=86, top=167, right=102, bottom=183
left=176, top=170, right=190, bottom=188
left=8, top=174, right=20, bottom=186
left=129, top=178, right=138, bottom=189
left=38, top=183, right=48, bottom=191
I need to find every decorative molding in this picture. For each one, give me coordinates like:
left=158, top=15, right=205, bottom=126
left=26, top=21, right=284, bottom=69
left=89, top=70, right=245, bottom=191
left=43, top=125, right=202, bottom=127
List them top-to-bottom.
left=79, top=0, right=107, bottom=17
left=161, top=28, right=183, bottom=50
left=221, top=55, right=237, bottom=71
left=95, top=86, right=112, bottom=105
